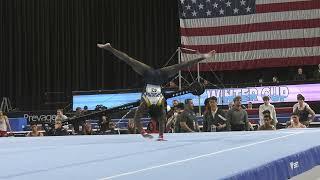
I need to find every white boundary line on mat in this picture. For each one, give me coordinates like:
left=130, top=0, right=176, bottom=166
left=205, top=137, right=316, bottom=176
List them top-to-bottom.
left=98, top=132, right=303, bottom=180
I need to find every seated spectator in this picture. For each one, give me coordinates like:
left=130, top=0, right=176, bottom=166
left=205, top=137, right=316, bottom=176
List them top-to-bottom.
left=313, top=64, right=320, bottom=80
left=293, top=67, right=306, bottom=81
left=272, top=76, right=279, bottom=83
left=293, top=94, right=315, bottom=127
left=203, top=96, right=227, bottom=132
left=226, top=96, right=249, bottom=131
left=259, top=96, right=277, bottom=126
left=174, top=99, right=198, bottom=133
left=247, top=102, right=253, bottom=110
left=166, top=103, right=184, bottom=133
left=95, top=104, right=107, bottom=111
left=83, top=106, right=89, bottom=114
left=72, top=107, right=83, bottom=134
left=74, top=107, right=82, bottom=116
left=56, top=109, right=68, bottom=121
left=261, top=110, right=277, bottom=127
left=0, top=111, right=11, bottom=137
left=287, top=112, right=306, bottom=128
left=258, top=115, right=276, bottom=130
left=99, top=116, right=110, bottom=133
left=127, top=118, right=138, bottom=134
left=146, top=118, right=159, bottom=134
left=48, top=119, right=69, bottom=136
left=82, top=122, right=95, bottom=135
left=106, top=122, right=118, bottom=134
left=27, top=124, right=44, bottom=137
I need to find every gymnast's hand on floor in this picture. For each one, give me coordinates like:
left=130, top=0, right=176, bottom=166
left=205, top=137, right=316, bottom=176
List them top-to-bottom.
left=97, top=43, right=112, bottom=49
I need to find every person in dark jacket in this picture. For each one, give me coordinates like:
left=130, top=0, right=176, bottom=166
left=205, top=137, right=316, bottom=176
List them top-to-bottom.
left=203, top=96, right=228, bottom=132
left=226, top=96, right=249, bottom=131
left=174, top=99, right=199, bottom=133
left=71, top=107, right=85, bottom=134
left=48, top=119, right=69, bottom=136
left=81, top=122, right=97, bottom=135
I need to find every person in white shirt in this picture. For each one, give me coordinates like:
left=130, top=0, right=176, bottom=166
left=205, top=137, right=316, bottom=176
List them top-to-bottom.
left=259, top=96, right=277, bottom=126
left=56, top=109, right=68, bottom=121
left=0, top=111, right=11, bottom=137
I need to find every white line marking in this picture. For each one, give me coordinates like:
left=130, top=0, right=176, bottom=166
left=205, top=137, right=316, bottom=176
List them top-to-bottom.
left=98, top=132, right=302, bottom=180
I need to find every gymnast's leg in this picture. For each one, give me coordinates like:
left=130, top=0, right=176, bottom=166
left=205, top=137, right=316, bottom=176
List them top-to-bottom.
left=97, top=43, right=154, bottom=76
left=160, top=50, right=216, bottom=80
left=157, top=107, right=167, bottom=141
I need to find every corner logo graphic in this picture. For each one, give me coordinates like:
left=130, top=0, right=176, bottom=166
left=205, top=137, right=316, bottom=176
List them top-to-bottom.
left=290, top=161, right=299, bottom=170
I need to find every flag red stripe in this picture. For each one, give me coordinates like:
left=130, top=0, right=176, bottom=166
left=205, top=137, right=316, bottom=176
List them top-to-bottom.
left=256, top=1, right=320, bottom=13
left=180, top=19, right=320, bottom=37
left=181, top=37, right=320, bottom=54
left=185, top=56, right=320, bottom=71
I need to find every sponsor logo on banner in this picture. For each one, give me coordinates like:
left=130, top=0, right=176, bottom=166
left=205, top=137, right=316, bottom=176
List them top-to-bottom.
left=73, top=83, right=320, bottom=109
left=205, top=86, right=290, bottom=104
left=24, top=114, right=56, bottom=123
left=290, top=161, right=299, bottom=170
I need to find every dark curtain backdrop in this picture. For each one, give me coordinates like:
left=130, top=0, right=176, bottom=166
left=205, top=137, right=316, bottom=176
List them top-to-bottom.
left=0, top=0, right=180, bottom=110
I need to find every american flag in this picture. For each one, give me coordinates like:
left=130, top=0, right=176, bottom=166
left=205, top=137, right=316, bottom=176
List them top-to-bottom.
left=179, top=0, right=320, bottom=71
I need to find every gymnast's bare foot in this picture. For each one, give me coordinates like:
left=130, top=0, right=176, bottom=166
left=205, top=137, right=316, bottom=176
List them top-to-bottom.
left=97, top=43, right=112, bottom=50
left=202, top=50, right=216, bottom=58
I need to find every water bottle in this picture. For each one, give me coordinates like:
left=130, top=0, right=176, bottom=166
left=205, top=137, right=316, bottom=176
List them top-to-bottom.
left=211, top=125, right=216, bottom=132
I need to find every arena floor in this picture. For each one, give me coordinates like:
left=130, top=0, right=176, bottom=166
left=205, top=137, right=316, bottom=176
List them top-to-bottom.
left=1, top=129, right=320, bottom=180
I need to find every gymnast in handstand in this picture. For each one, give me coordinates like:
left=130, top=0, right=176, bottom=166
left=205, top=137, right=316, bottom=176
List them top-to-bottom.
left=97, top=43, right=215, bottom=140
